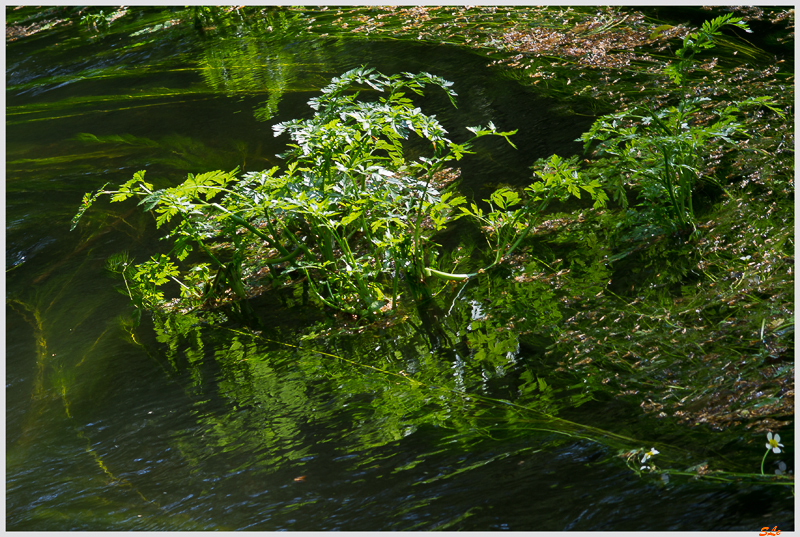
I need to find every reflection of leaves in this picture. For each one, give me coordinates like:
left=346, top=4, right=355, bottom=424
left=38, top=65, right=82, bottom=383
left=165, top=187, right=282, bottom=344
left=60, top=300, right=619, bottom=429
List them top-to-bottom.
left=197, top=10, right=313, bottom=122
left=73, top=131, right=243, bottom=173
left=74, top=132, right=160, bottom=147
left=144, top=286, right=675, bottom=491
left=518, top=370, right=553, bottom=407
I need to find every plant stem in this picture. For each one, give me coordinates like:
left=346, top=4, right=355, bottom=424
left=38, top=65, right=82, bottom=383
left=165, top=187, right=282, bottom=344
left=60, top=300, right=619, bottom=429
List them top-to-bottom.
left=210, top=203, right=285, bottom=252
left=760, top=448, right=770, bottom=475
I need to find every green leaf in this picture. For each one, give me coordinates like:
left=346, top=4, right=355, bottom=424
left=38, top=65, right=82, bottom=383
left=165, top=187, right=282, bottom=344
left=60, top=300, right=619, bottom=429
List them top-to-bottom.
left=649, top=24, right=673, bottom=40
left=111, top=170, right=152, bottom=202
left=70, top=182, right=110, bottom=231
left=489, top=187, right=520, bottom=210
left=138, top=189, right=168, bottom=211
left=340, top=209, right=363, bottom=227
left=174, top=237, right=193, bottom=261
left=538, top=377, right=549, bottom=393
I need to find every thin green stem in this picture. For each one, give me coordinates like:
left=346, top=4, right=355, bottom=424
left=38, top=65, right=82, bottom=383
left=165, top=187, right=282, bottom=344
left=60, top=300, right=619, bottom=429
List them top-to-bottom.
left=411, top=171, right=435, bottom=277
left=424, top=194, right=550, bottom=282
left=210, top=203, right=281, bottom=251
left=261, top=207, right=293, bottom=257
left=760, top=448, right=770, bottom=475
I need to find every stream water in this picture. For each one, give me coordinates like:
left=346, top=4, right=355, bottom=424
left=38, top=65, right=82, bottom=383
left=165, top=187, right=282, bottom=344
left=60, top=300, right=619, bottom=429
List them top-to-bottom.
left=6, top=8, right=794, bottom=531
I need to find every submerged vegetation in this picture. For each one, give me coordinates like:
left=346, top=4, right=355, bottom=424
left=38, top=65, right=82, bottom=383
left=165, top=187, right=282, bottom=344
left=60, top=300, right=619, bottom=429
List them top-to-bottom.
left=7, top=5, right=793, bottom=528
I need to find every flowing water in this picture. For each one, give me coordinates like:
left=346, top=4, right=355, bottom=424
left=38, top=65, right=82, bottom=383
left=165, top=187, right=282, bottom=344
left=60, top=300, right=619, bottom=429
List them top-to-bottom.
left=6, top=8, right=794, bottom=531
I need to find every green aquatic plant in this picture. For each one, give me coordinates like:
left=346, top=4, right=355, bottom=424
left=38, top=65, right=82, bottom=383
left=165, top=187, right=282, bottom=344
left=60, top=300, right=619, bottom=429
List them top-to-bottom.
left=80, top=7, right=126, bottom=32
left=80, top=10, right=109, bottom=31
left=579, top=14, right=784, bottom=232
left=72, top=67, right=605, bottom=320
left=451, top=154, right=607, bottom=281
left=621, top=441, right=793, bottom=489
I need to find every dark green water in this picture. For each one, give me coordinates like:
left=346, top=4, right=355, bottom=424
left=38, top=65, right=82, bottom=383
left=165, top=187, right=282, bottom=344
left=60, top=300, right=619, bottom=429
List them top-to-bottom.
left=6, top=8, right=793, bottom=531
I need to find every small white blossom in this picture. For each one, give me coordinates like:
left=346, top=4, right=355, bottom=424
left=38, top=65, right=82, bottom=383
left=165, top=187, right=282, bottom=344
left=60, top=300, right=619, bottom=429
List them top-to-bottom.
left=765, top=432, right=783, bottom=454
left=641, top=447, right=659, bottom=464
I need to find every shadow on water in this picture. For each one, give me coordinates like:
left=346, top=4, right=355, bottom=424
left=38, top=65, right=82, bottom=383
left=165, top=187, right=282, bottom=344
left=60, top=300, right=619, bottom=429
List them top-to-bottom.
left=6, top=7, right=793, bottom=531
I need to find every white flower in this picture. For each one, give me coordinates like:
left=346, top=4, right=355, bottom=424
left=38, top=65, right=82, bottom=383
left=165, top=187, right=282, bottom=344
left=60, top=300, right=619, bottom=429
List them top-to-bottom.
left=765, top=432, right=783, bottom=454
left=641, top=447, right=659, bottom=463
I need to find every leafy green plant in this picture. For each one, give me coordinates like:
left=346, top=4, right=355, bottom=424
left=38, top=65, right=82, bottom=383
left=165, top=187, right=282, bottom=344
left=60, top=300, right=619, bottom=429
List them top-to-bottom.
left=80, top=8, right=124, bottom=31
left=580, top=14, right=784, bottom=231
left=72, top=67, right=605, bottom=321
left=450, top=154, right=607, bottom=279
